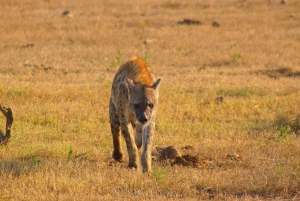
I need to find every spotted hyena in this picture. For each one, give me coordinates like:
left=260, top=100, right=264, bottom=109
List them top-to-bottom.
left=109, top=56, right=161, bottom=173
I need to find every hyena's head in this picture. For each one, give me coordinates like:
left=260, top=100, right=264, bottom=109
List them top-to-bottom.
left=124, top=77, right=161, bottom=125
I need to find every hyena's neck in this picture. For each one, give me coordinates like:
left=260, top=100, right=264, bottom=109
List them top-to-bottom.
left=128, top=56, right=155, bottom=87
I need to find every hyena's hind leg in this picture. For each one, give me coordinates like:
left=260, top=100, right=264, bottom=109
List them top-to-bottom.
left=109, top=100, right=123, bottom=162
left=111, top=122, right=123, bottom=161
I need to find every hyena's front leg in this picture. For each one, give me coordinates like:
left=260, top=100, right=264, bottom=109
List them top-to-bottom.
left=120, top=121, right=139, bottom=168
left=141, top=121, right=155, bottom=173
left=135, top=124, right=143, bottom=151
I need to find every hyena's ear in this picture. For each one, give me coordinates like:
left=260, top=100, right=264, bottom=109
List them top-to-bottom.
left=124, top=77, right=135, bottom=89
left=152, top=78, right=161, bottom=90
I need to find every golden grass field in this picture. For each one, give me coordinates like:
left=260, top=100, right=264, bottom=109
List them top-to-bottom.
left=1, top=0, right=300, bottom=200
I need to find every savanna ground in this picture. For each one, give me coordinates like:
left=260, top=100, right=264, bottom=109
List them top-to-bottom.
left=1, top=0, right=300, bottom=200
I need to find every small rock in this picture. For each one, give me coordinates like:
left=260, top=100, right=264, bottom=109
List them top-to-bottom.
left=281, top=0, right=286, bottom=4
left=62, top=10, right=73, bottom=18
left=212, top=21, right=220, bottom=27
left=215, top=96, right=224, bottom=104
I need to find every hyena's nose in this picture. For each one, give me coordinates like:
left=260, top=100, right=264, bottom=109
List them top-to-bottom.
left=138, top=116, right=148, bottom=124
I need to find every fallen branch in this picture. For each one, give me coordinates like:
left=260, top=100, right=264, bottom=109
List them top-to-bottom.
left=0, top=105, right=13, bottom=145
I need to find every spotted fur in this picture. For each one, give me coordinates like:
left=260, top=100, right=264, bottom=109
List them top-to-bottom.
left=109, top=56, right=161, bottom=172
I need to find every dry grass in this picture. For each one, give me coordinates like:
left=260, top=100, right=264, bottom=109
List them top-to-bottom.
left=1, top=0, right=300, bottom=200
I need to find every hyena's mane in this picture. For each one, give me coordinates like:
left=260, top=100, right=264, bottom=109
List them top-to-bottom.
left=128, top=56, right=155, bottom=87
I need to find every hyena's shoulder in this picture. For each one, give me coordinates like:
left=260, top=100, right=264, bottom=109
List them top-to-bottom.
left=119, top=56, right=155, bottom=87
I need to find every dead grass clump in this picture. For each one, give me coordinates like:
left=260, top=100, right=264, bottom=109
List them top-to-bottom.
left=162, top=2, right=184, bottom=9
left=177, top=19, right=201, bottom=25
left=212, top=21, right=220, bottom=27
left=23, top=63, right=54, bottom=71
left=258, top=67, right=300, bottom=79
left=273, top=112, right=300, bottom=136
left=181, top=145, right=195, bottom=150
left=171, top=154, right=209, bottom=168
left=226, top=154, right=242, bottom=161
left=196, top=186, right=220, bottom=200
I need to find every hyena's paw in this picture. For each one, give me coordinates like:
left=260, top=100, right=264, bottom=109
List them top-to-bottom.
left=112, top=150, right=123, bottom=162
left=128, top=162, right=138, bottom=169
left=142, top=168, right=152, bottom=173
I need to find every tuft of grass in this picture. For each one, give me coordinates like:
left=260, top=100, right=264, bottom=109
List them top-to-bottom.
left=227, top=43, right=242, bottom=61
left=178, top=45, right=183, bottom=52
left=110, top=50, right=123, bottom=68
left=231, top=53, right=242, bottom=60
left=144, top=55, right=151, bottom=61
left=7, top=87, right=22, bottom=98
left=217, top=87, right=265, bottom=98
left=273, top=112, right=300, bottom=135
left=277, top=126, right=289, bottom=141
left=67, top=146, right=73, bottom=161
left=32, top=156, right=43, bottom=165
left=152, top=168, right=167, bottom=181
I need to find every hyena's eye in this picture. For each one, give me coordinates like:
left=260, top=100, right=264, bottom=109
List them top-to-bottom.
left=148, top=103, right=154, bottom=109
left=133, top=104, right=139, bottom=108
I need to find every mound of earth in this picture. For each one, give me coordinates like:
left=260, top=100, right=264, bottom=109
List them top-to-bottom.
left=156, top=145, right=210, bottom=168
left=157, top=146, right=182, bottom=160
left=171, top=154, right=209, bottom=168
